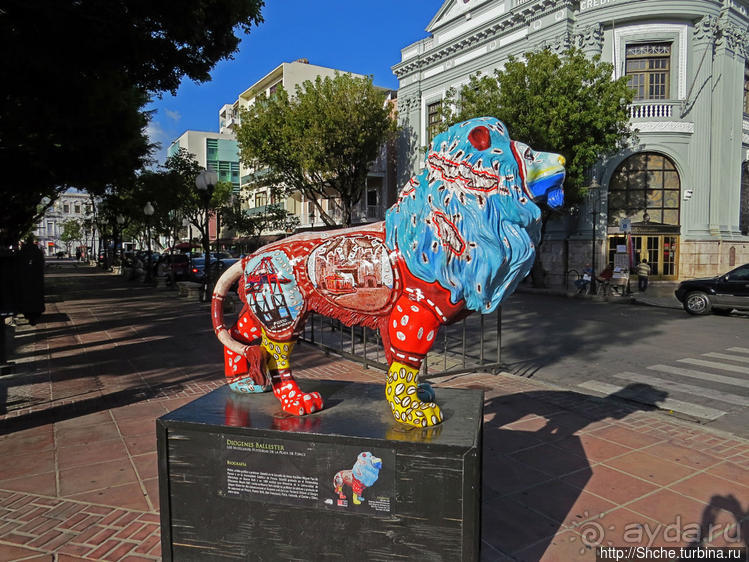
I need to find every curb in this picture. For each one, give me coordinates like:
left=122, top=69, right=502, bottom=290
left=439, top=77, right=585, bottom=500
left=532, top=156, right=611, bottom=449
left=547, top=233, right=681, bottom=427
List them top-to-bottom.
left=516, top=286, right=683, bottom=309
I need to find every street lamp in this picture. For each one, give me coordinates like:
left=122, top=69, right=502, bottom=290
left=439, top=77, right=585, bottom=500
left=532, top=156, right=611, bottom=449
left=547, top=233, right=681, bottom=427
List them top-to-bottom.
left=195, top=169, right=218, bottom=302
left=588, top=176, right=601, bottom=294
left=143, top=201, right=154, bottom=283
left=116, top=214, right=125, bottom=266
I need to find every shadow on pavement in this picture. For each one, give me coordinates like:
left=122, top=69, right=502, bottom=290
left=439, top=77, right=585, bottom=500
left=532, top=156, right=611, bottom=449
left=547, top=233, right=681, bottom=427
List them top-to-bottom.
left=480, top=383, right=667, bottom=559
left=688, top=494, right=748, bottom=550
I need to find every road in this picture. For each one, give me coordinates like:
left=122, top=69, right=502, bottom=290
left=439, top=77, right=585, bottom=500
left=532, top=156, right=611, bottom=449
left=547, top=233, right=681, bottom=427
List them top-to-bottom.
left=303, top=289, right=749, bottom=437
left=496, top=293, right=749, bottom=438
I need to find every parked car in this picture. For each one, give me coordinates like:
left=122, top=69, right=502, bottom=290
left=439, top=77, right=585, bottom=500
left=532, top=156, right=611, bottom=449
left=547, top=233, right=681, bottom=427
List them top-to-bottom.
left=189, top=255, right=240, bottom=284
left=188, top=257, right=206, bottom=283
left=674, top=263, right=749, bottom=315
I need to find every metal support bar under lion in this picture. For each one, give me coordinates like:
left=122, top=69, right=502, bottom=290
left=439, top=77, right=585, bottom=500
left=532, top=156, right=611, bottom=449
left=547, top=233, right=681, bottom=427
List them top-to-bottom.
left=300, top=309, right=504, bottom=378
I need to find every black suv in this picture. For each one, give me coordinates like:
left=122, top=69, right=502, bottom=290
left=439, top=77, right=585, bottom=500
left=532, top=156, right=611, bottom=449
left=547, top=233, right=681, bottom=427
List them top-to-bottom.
left=674, top=263, right=749, bottom=315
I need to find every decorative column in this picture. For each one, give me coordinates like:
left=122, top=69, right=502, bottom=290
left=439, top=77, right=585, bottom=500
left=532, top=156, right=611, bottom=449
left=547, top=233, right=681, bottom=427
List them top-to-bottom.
left=685, top=15, right=718, bottom=237
left=708, top=18, right=748, bottom=236
left=575, top=23, right=604, bottom=58
left=396, top=92, right=422, bottom=185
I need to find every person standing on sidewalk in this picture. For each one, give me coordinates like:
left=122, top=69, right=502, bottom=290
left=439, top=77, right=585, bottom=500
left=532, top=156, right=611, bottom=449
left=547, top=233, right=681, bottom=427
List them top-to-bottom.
left=637, top=258, right=651, bottom=292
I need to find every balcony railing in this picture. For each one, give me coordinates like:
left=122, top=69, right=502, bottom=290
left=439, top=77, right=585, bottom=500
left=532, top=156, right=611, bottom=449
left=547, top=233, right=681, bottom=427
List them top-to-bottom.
left=628, top=101, right=680, bottom=120
left=366, top=206, right=383, bottom=219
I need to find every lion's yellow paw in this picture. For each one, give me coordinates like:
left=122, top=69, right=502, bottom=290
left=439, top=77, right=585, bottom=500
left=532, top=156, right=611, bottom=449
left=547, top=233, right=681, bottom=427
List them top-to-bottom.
left=386, top=361, right=443, bottom=427
left=391, top=400, right=443, bottom=427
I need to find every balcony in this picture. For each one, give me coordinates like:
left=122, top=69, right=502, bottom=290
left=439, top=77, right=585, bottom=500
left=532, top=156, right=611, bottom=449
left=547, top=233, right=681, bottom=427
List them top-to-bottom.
left=627, top=100, right=695, bottom=134
left=628, top=101, right=681, bottom=120
left=240, top=168, right=271, bottom=186
left=246, top=204, right=283, bottom=216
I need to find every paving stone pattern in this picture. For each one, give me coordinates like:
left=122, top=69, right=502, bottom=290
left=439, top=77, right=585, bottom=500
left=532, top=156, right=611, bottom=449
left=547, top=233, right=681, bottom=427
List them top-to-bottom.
left=0, top=264, right=747, bottom=561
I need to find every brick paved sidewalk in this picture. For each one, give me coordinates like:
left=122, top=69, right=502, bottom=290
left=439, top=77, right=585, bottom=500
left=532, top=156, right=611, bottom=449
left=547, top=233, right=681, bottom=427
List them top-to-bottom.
left=1, top=264, right=747, bottom=561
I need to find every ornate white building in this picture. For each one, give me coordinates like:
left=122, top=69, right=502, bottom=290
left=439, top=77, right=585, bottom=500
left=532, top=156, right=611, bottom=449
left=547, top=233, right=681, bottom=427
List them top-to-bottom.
left=394, top=0, right=749, bottom=282
left=35, top=190, right=97, bottom=257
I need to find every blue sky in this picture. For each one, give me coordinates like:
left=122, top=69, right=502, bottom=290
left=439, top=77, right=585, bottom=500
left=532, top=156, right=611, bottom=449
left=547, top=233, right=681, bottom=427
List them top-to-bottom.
left=146, top=1, right=443, bottom=165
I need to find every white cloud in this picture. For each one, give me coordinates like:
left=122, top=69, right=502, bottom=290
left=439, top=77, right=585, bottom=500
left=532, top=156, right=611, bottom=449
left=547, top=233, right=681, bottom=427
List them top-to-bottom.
left=164, top=109, right=181, bottom=122
left=146, top=116, right=175, bottom=167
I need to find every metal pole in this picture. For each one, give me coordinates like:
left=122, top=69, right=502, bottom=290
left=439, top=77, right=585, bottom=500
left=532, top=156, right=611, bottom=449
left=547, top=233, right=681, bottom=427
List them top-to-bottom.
left=204, top=197, right=211, bottom=302
left=591, top=214, right=596, bottom=294
left=146, top=221, right=152, bottom=283
left=496, top=306, right=502, bottom=371
left=480, top=314, right=485, bottom=365
left=462, top=318, right=466, bottom=369
left=363, top=327, right=368, bottom=369
left=443, top=327, right=447, bottom=372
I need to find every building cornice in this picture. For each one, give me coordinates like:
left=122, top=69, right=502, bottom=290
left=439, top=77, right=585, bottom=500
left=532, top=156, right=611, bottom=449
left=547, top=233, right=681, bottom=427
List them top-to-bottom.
left=393, top=0, right=574, bottom=79
left=716, top=18, right=749, bottom=57
left=631, top=121, right=695, bottom=134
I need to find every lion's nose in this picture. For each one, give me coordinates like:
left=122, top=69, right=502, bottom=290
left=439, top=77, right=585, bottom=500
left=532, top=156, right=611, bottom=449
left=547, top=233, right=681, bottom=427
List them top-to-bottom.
left=558, top=155, right=566, bottom=166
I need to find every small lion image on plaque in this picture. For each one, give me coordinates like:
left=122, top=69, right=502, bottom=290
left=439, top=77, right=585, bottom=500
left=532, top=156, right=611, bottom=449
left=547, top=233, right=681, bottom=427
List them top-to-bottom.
left=333, top=451, right=383, bottom=505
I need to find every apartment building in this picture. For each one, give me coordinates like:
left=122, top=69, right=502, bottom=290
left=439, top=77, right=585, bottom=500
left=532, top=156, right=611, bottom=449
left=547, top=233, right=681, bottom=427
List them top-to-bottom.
left=393, top=0, right=749, bottom=282
left=220, top=59, right=396, bottom=231
left=167, top=130, right=241, bottom=242
left=167, top=131, right=240, bottom=192
left=35, top=190, right=97, bottom=257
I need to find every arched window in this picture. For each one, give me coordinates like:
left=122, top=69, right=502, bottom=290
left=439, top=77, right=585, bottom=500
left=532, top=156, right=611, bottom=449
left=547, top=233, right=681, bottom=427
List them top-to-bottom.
left=607, top=153, right=680, bottom=228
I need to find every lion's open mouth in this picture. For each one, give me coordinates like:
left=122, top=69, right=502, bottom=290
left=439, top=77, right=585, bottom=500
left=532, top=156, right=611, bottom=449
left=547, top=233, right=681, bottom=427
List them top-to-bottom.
left=427, top=152, right=500, bottom=193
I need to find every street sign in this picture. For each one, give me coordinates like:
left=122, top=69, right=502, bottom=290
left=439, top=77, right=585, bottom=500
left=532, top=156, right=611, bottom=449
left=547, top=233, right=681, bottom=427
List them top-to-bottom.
left=620, top=218, right=631, bottom=233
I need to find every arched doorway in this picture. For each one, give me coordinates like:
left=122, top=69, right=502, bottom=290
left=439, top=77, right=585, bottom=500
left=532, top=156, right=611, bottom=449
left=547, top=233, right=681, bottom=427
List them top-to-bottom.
left=606, top=152, right=681, bottom=280
left=740, top=161, right=749, bottom=236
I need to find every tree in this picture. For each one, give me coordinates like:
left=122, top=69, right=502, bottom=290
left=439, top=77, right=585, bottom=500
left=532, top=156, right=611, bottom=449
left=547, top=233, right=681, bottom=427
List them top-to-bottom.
left=0, top=0, right=265, bottom=247
left=439, top=48, right=634, bottom=287
left=440, top=48, right=634, bottom=205
left=237, top=73, right=397, bottom=226
left=160, top=149, right=233, bottom=253
left=221, top=193, right=299, bottom=252
left=60, top=219, right=83, bottom=257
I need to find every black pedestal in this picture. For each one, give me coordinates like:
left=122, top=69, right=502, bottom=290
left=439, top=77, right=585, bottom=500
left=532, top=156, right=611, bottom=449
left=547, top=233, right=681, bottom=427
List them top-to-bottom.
left=157, top=380, right=483, bottom=561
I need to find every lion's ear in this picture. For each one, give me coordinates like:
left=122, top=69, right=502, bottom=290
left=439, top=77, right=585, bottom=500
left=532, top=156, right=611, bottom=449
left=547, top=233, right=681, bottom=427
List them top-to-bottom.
left=468, top=126, right=491, bottom=150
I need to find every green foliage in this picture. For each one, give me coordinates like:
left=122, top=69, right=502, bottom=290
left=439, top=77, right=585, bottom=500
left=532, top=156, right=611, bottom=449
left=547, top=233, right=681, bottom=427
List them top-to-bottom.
left=0, top=0, right=264, bottom=247
left=441, top=48, right=634, bottom=205
left=237, top=73, right=397, bottom=226
left=160, top=149, right=233, bottom=244
left=221, top=196, right=299, bottom=250
left=60, top=219, right=82, bottom=244
left=60, top=219, right=83, bottom=254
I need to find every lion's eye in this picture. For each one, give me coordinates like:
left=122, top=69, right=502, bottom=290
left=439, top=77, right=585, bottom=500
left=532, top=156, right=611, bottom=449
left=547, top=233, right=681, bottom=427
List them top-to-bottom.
left=524, top=147, right=533, bottom=161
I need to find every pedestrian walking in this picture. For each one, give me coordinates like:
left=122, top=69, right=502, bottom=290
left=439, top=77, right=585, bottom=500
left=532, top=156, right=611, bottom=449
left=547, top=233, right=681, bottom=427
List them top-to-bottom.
left=637, top=258, right=651, bottom=292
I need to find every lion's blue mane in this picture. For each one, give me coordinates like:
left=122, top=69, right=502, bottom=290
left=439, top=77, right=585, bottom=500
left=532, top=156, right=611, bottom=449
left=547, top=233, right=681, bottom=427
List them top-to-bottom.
left=385, top=117, right=542, bottom=314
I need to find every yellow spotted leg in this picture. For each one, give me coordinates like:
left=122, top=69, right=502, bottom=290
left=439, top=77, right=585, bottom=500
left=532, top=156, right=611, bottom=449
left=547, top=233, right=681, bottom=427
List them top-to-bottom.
left=385, top=361, right=443, bottom=427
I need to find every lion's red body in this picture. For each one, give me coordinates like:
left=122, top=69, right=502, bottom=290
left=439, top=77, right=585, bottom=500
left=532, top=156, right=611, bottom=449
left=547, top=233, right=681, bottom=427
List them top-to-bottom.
left=214, top=222, right=466, bottom=381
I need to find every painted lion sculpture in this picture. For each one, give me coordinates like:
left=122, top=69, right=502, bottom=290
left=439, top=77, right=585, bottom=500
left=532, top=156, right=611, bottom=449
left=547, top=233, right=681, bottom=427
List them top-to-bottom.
left=212, top=117, right=565, bottom=427
left=333, top=451, right=382, bottom=505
